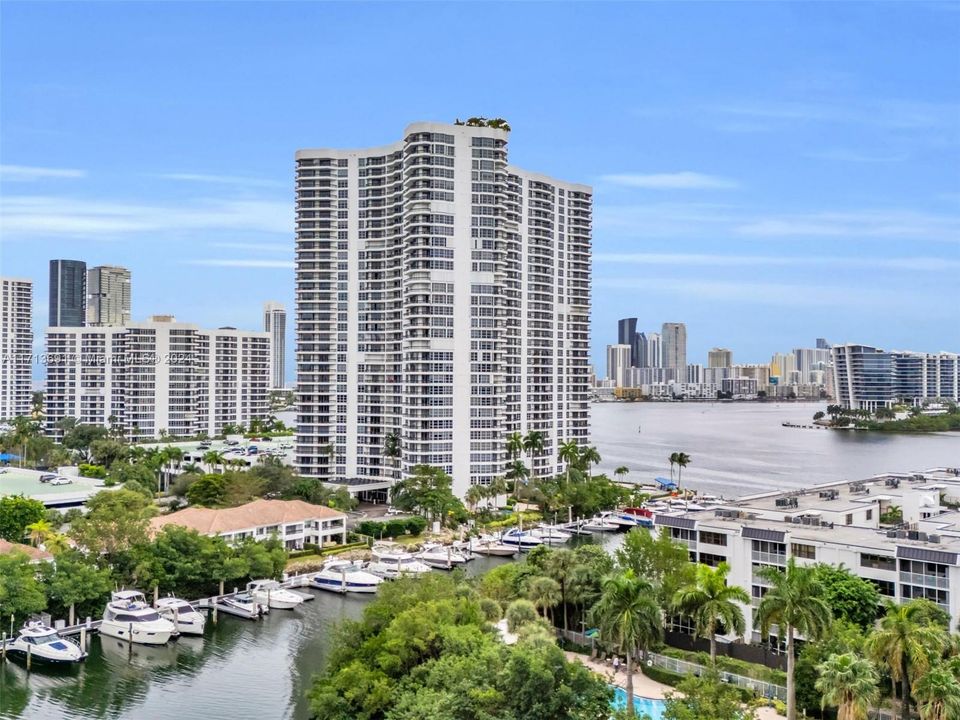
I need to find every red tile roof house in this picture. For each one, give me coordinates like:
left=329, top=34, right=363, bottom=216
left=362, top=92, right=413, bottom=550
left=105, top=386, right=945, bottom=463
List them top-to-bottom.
left=148, top=498, right=348, bottom=549
left=0, top=539, right=53, bottom=563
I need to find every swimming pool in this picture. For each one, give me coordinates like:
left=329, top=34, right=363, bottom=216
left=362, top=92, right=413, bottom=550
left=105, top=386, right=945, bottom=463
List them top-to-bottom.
left=610, top=686, right=666, bottom=720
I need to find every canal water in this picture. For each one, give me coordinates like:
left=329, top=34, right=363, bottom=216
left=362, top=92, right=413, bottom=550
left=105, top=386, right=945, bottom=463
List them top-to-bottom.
left=3, top=403, right=955, bottom=719
left=0, top=554, right=543, bottom=720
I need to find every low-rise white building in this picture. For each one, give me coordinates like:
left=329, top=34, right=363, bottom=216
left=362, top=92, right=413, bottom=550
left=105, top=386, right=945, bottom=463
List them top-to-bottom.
left=654, top=468, right=960, bottom=641
left=148, top=498, right=347, bottom=549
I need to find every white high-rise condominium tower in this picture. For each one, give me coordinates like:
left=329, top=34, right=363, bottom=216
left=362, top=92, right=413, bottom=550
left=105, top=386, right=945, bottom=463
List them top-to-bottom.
left=295, top=121, right=592, bottom=497
left=87, top=265, right=131, bottom=326
left=0, top=278, right=33, bottom=420
left=263, top=301, right=286, bottom=389
left=45, top=316, right=271, bottom=439
left=606, top=344, right=631, bottom=388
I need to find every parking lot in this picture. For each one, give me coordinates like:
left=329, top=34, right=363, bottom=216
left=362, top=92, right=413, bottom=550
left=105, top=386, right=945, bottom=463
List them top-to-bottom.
left=138, top=435, right=296, bottom=468
left=0, top=466, right=108, bottom=507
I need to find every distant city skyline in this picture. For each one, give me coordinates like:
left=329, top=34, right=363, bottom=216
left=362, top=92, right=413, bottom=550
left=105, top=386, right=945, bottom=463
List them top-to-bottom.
left=2, top=3, right=958, bottom=376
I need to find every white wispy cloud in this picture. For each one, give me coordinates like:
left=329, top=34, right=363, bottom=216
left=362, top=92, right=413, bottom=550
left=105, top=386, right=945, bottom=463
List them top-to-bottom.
left=711, top=99, right=960, bottom=131
left=806, top=149, right=909, bottom=163
left=0, top=165, right=86, bottom=181
left=156, top=172, right=285, bottom=188
left=600, top=172, right=739, bottom=190
left=0, top=195, right=291, bottom=238
left=735, top=210, right=960, bottom=242
left=211, top=242, right=291, bottom=252
left=593, top=253, right=960, bottom=271
left=183, top=259, right=294, bottom=269
left=594, top=277, right=918, bottom=309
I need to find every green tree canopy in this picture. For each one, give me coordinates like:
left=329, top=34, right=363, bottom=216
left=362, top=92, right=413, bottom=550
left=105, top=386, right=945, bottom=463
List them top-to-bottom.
left=0, top=494, right=46, bottom=542
left=615, top=527, right=696, bottom=613
left=40, top=550, right=113, bottom=624
left=0, top=551, right=47, bottom=625
left=812, top=563, right=882, bottom=630
left=663, top=670, right=757, bottom=720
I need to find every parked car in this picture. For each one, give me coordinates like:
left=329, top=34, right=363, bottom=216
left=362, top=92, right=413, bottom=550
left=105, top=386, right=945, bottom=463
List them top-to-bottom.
left=247, top=446, right=259, bottom=455
left=39, top=473, right=56, bottom=483
left=50, top=476, right=73, bottom=486
left=385, top=506, right=405, bottom=516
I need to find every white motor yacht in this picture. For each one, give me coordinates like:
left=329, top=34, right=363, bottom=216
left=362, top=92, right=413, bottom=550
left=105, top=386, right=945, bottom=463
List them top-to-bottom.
left=582, top=512, right=619, bottom=532
left=528, top=525, right=572, bottom=546
left=499, top=528, right=543, bottom=550
left=468, top=534, right=517, bottom=557
left=368, top=542, right=432, bottom=579
left=415, top=542, right=471, bottom=570
left=310, top=559, right=383, bottom=594
left=246, top=579, right=304, bottom=610
left=101, top=590, right=177, bottom=645
left=217, top=592, right=268, bottom=620
left=155, top=597, right=206, bottom=636
left=7, top=620, right=86, bottom=664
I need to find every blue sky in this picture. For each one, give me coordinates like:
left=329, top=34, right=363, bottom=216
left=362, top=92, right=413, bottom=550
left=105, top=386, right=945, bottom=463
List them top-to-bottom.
left=1, top=2, right=958, bottom=381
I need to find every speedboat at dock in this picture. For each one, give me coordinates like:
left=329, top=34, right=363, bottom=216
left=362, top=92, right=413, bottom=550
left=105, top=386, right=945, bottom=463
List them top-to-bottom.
left=528, top=525, right=572, bottom=545
left=499, top=528, right=543, bottom=550
left=468, top=534, right=518, bottom=557
left=368, top=542, right=433, bottom=579
left=415, top=542, right=471, bottom=569
left=310, top=559, right=382, bottom=594
left=246, top=579, right=305, bottom=610
left=101, top=590, right=178, bottom=645
left=215, top=592, right=268, bottom=620
left=155, top=597, right=206, bottom=636
left=6, top=620, right=86, bottom=664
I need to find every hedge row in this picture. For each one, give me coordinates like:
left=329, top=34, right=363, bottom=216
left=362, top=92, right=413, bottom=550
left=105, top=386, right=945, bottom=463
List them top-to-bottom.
left=356, top=516, right=427, bottom=538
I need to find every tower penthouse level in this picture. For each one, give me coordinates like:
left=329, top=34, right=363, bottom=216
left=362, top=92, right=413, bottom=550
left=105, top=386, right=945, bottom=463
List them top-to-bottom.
left=294, top=121, right=592, bottom=497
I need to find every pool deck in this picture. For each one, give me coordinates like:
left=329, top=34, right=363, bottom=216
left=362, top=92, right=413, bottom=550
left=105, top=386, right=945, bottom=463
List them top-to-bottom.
left=563, top=651, right=786, bottom=719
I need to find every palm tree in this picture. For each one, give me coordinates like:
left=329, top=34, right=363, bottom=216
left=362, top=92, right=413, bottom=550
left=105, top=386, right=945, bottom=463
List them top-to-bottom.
left=522, top=430, right=545, bottom=486
left=383, top=431, right=401, bottom=475
left=505, top=431, right=524, bottom=461
left=558, top=440, right=580, bottom=485
left=579, top=446, right=601, bottom=479
left=202, top=450, right=225, bottom=473
left=674, top=451, right=691, bottom=492
left=668, top=452, right=678, bottom=484
left=505, top=459, right=530, bottom=501
left=614, top=466, right=629, bottom=482
left=464, top=484, right=484, bottom=513
left=26, top=519, right=54, bottom=547
left=44, top=532, right=70, bottom=555
left=545, top=548, right=578, bottom=633
left=756, top=557, right=833, bottom=720
left=672, top=561, right=749, bottom=663
left=590, top=570, right=663, bottom=718
left=527, top=576, right=561, bottom=625
left=866, top=599, right=949, bottom=720
left=815, top=653, right=879, bottom=720
left=913, top=663, right=960, bottom=720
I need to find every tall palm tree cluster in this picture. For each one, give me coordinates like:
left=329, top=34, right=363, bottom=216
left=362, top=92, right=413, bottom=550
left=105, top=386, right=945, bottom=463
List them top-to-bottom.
left=495, top=432, right=604, bottom=506
left=587, top=543, right=960, bottom=720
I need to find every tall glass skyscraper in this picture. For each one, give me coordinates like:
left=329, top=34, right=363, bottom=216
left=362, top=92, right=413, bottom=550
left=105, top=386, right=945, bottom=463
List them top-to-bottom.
left=49, top=259, right=87, bottom=327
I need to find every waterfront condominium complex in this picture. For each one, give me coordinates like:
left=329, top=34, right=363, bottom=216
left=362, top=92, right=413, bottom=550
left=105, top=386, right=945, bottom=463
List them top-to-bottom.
left=294, top=121, right=592, bottom=497
left=49, top=259, right=87, bottom=327
left=86, top=265, right=132, bottom=326
left=0, top=278, right=33, bottom=420
left=263, top=301, right=287, bottom=389
left=45, top=316, right=271, bottom=439
left=661, top=322, right=687, bottom=378
left=832, top=343, right=959, bottom=410
left=606, top=344, right=631, bottom=387
left=707, top=347, right=733, bottom=368
left=656, top=468, right=960, bottom=640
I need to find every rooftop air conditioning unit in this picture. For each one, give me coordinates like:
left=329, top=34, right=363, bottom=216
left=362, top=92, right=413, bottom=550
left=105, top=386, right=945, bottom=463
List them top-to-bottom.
left=927, top=535, right=941, bottom=543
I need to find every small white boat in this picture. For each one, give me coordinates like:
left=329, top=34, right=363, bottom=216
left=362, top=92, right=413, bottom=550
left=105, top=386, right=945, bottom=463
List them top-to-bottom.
left=582, top=513, right=619, bottom=532
left=529, top=525, right=572, bottom=546
left=499, top=528, right=543, bottom=550
left=468, top=534, right=517, bottom=557
left=368, top=542, right=433, bottom=579
left=415, top=542, right=471, bottom=570
left=310, top=559, right=383, bottom=594
left=246, top=579, right=304, bottom=610
left=101, top=590, right=177, bottom=646
left=217, top=592, right=268, bottom=620
left=155, top=597, right=206, bottom=636
left=6, top=620, right=86, bottom=664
